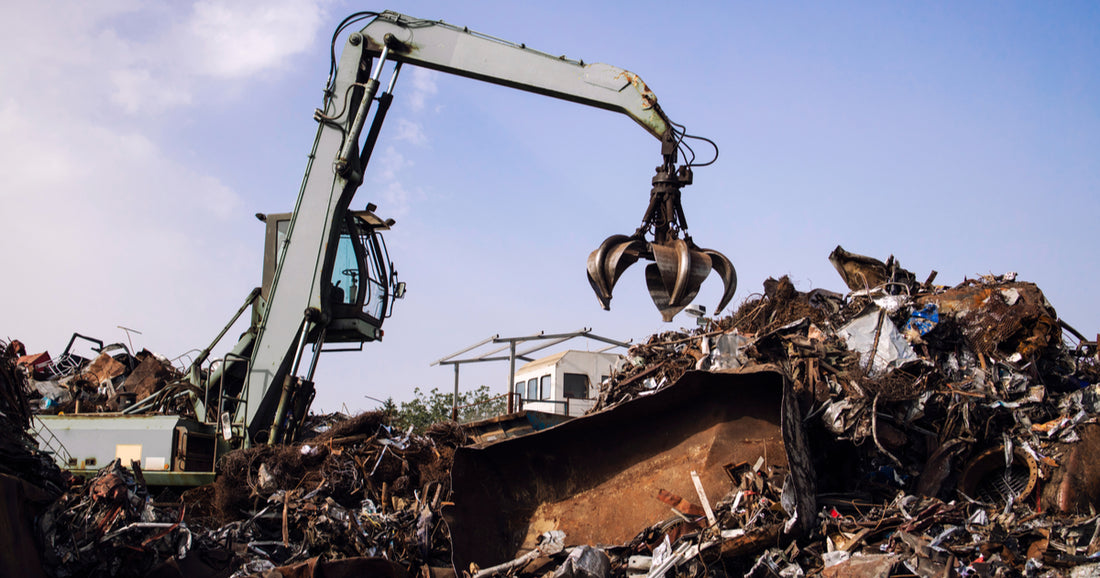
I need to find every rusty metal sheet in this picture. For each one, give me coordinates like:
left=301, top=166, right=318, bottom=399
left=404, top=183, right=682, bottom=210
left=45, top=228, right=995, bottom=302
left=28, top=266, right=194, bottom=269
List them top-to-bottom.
left=828, top=246, right=915, bottom=292
left=914, top=281, right=1058, bottom=358
left=84, top=351, right=126, bottom=384
left=120, top=354, right=177, bottom=400
left=444, top=367, right=812, bottom=572
left=1043, top=423, right=1100, bottom=514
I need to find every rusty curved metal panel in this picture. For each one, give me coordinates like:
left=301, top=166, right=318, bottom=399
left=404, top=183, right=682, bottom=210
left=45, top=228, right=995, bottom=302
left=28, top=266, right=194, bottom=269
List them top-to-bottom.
left=443, top=367, right=813, bottom=572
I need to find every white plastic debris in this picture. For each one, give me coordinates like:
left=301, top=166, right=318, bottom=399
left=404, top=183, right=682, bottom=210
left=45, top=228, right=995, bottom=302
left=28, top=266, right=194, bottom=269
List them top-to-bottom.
left=837, top=307, right=917, bottom=375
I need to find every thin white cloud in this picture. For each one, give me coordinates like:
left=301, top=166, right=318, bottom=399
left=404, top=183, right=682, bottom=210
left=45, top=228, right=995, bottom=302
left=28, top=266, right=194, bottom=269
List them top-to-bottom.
left=184, top=0, right=331, bottom=79
left=0, top=1, right=335, bottom=117
left=0, top=2, right=283, bottom=358
left=110, top=68, right=194, bottom=114
left=406, top=68, right=439, bottom=112
left=0, top=91, right=249, bottom=354
left=393, top=119, right=428, bottom=145
left=364, top=146, right=424, bottom=218
left=374, top=146, right=410, bottom=181
left=380, top=180, right=413, bottom=219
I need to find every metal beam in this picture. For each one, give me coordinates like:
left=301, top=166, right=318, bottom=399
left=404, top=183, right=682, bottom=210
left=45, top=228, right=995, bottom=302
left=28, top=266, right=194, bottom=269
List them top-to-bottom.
left=434, top=328, right=632, bottom=417
left=432, top=334, right=499, bottom=366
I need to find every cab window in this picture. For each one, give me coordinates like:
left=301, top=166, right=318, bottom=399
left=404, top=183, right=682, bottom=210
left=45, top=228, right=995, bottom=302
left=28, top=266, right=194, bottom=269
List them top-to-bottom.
left=563, top=373, right=588, bottom=399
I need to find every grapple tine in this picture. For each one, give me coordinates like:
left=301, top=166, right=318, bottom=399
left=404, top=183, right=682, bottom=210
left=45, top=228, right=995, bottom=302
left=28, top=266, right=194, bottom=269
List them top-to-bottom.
left=587, top=235, right=645, bottom=310
left=606, top=238, right=646, bottom=288
left=671, top=239, right=711, bottom=306
left=587, top=240, right=622, bottom=309
left=651, top=240, right=711, bottom=308
left=649, top=242, right=681, bottom=298
left=703, top=248, right=738, bottom=314
left=645, top=259, right=707, bottom=322
left=644, top=264, right=678, bottom=322
left=586, top=273, right=612, bottom=310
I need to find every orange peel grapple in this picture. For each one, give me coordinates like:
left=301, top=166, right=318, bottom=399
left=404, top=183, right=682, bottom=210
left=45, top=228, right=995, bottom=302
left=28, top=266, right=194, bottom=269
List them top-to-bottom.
left=587, top=137, right=736, bottom=322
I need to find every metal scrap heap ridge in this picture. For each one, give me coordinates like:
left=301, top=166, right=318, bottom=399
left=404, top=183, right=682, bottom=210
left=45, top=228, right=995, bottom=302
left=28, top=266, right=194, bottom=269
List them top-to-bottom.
left=7, top=245, right=1100, bottom=577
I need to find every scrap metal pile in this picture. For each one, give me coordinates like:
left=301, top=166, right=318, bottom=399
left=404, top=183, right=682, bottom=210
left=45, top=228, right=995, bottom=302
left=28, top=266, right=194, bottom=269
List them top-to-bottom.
left=9, top=245, right=1100, bottom=577
left=583, top=246, right=1100, bottom=577
left=13, top=334, right=187, bottom=417
left=0, top=341, right=68, bottom=493
left=26, top=411, right=468, bottom=577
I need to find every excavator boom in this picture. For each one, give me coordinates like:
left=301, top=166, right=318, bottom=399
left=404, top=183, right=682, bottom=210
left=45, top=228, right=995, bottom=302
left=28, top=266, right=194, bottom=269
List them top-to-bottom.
left=234, top=10, right=737, bottom=446
left=356, top=11, right=737, bottom=321
left=358, top=12, right=671, bottom=140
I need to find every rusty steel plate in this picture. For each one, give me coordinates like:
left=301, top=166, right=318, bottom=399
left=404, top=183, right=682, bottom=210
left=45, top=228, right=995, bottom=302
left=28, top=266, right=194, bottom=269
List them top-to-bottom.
left=443, top=367, right=812, bottom=572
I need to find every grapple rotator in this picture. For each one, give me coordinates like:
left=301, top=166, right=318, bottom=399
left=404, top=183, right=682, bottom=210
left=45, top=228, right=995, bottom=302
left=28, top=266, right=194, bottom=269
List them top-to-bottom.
left=587, top=137, right=737, bottom=322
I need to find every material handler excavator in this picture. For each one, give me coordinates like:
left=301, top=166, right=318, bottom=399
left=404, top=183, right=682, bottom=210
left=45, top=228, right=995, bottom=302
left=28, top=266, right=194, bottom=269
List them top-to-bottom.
left=35, top=10, right=736, bottom=485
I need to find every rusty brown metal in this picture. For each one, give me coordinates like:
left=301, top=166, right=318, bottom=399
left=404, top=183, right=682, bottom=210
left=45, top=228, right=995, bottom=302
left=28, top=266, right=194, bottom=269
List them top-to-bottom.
left=616, top=71, right=658, bottom=110
left=828, top=245, right=916, bottom=293
left=914, top=281, right=1059, bottom=359
left=82, top=352, right=126, bottom=386
left=119, top=354, right=178, bottom=402
left=443, top=367, right=812, bottom=572
left=1042, top=423, right=1100, bottom=514
left=915, top=438, right=968, bottom=498
left=959, top=445, right=1038, bottom=506
left=0, top=474, right=51, bottom=578
left=655, top=488, right=706, bottom=517
left=718, top=524, right=782, bottom=560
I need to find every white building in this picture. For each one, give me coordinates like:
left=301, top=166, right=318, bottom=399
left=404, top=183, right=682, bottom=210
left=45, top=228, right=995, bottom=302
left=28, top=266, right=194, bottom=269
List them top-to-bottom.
left=512, top=350, right=621, bottom=417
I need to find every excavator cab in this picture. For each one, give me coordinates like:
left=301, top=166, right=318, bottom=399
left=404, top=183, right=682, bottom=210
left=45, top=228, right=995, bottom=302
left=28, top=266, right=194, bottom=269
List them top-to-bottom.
left=259, top=205, right=403, bottom=345
left=327, top=207, right=404, bottom=342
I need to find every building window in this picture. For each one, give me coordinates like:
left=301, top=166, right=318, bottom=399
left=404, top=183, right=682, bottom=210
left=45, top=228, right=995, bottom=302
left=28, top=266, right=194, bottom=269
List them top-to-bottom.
left=563, top=373, right=588, bottom=399
left=540, top=375, right=552, bottom=400
left=527, top=378, right=538, bottom=401
left=515, top=382, right=523, bottom=397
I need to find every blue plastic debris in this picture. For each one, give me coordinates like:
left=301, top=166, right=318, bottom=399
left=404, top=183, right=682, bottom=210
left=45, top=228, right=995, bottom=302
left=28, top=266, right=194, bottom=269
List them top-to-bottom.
left=905, top=304, right=939, bottom=336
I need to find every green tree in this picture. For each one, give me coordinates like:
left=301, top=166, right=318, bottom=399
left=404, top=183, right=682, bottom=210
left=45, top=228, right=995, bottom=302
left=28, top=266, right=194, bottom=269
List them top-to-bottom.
left=386, top=385, right=507, bottom=432
left=378, top=397, right=398, bottom=421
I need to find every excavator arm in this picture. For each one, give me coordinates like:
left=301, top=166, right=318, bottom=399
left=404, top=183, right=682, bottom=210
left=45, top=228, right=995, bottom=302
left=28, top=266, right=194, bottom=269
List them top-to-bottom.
left=233, top=10, right=735, bottom=446
left=356, top=11, right=736, bottom=320
left=358, top=12, right=671, bottom=140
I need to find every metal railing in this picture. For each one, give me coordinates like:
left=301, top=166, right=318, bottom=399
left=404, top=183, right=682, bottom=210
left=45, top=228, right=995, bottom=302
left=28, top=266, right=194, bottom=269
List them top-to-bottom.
left=214, top=352, right=252, bottom=442
left=450, top=392, right=511, bottom=422
left=511, top=395, right=595, bottom=417
left=33, top=414, right=74, bottom=468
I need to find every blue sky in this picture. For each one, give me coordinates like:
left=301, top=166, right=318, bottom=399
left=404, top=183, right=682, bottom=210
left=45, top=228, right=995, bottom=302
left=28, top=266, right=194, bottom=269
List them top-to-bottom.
left=2, top=1, right=1097, bottom=413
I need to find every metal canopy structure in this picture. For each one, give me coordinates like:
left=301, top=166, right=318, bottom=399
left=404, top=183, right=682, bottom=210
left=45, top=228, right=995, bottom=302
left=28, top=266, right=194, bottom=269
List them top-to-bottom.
left=432, top=328, right=632, bottom=416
